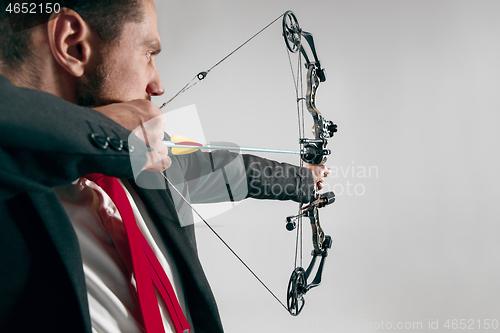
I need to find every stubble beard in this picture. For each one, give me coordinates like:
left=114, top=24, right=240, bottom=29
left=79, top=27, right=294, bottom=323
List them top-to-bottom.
left=75, top=53, right=112, bottom=108
left=75, top=57, right=152, bottom=108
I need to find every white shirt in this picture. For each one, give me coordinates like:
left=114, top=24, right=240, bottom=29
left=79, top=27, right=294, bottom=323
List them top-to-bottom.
left=56, top=178, right=193, bottom=333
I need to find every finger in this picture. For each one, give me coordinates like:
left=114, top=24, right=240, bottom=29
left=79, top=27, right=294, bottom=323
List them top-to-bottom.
left=133, top=113, right=168, bottom=146
left=158, top=113, right=168, bottom=126
left=143, top=154, right=172, bottom=172
left=152, top=155, right=171, bottom=171
left=323, top=166, right=331, bottom=178
left=317, top=178, right=324, bottom=190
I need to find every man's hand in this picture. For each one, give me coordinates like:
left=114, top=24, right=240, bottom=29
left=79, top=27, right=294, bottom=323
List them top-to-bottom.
left=94, top=100, right=171, bottom=172
left=132, top=114, right=171, bottom=172
left=304, top=163, right=331, bottom=191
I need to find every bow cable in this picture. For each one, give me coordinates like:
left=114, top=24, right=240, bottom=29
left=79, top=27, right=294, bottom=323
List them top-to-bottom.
left=286, top=33, right=306, bottom=272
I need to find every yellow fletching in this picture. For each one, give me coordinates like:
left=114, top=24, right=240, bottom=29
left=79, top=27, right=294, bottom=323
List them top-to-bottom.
left=170, top=135, right=200, bottom=155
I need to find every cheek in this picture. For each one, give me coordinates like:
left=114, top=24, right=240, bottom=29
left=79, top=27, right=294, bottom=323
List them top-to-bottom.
left=104, top=62, right=149, bottom=100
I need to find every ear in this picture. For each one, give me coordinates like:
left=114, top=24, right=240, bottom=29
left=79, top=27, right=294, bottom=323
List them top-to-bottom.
left=47, top=10, right=95, bottom=77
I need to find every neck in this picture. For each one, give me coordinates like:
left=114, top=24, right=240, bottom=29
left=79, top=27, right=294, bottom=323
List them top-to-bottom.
left=2, top=60, right=42, bottom=90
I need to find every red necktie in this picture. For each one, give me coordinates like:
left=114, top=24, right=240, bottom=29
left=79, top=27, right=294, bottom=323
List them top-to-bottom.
left=86, top=174, right=191, bottom=333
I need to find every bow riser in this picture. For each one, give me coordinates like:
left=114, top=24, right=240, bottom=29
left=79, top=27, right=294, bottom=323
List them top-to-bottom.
left=307, top=207, right=325, bottom=254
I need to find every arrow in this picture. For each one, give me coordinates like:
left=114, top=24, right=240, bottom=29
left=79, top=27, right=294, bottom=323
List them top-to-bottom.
left=163, top=135, right=301, bottom=156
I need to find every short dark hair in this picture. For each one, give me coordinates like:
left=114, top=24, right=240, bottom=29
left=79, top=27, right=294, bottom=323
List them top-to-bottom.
left=0, top=0, right=143, bottom=70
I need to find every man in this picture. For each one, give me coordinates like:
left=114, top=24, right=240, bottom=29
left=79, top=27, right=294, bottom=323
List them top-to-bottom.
left=0, top=1, right=329, bottom=332
left=0, top=1, right=172, bottom=332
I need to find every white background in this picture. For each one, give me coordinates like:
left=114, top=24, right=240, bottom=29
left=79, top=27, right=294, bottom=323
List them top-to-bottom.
left=153, top=1, right=500, bottom=332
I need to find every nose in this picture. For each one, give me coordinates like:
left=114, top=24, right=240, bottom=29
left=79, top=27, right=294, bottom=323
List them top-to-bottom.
left=147, top=70, right=164, bottom=97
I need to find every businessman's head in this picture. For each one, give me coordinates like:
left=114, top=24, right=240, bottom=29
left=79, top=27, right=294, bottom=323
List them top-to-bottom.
left=0, top=0, right=164, bottom=106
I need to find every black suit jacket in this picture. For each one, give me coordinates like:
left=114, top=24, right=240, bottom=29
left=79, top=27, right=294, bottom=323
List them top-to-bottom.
left=0, top=74, right=314, bottom=332
left=0, top=74, right=145, bottom=332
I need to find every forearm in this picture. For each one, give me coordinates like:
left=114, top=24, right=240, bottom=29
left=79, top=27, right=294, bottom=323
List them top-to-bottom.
left=175, top=151, right=314, bottom=204
left=243, top=154, right=315, bottom=202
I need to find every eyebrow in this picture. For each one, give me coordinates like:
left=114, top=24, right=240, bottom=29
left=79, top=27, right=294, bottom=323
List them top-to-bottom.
left=145, top=40, right=162, bottom=54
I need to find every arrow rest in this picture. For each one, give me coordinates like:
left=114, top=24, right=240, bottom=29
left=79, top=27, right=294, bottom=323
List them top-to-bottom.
left=300, top=138, right=330, bottom=164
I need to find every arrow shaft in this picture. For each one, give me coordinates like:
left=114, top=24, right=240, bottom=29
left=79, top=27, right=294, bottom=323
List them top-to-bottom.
left=163, top=141, right=301, bottom=155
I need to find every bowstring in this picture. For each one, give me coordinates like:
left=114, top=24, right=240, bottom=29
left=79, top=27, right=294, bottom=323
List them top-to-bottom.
left=159, top=12, right=287, bottom=109
left=158, top=172, right=289, bottom=312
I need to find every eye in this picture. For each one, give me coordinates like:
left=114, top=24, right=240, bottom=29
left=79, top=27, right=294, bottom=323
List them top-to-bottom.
left=146, top=51, right=152, bottom=61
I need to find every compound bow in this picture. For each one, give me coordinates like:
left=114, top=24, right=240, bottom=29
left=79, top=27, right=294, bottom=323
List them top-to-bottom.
left=160, top=10, right=338, bottom=316
left=281, top=10, right=337, bottom=315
